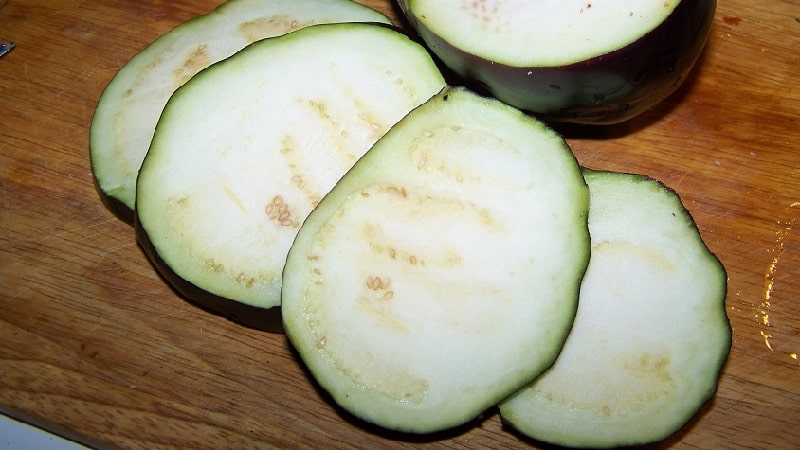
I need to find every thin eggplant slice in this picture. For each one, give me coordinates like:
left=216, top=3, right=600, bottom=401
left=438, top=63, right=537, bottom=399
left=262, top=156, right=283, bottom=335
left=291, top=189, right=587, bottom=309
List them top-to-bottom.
left=91, top=0, right=391, bottom=215
left=135, top=22, right=445, bottom=309
left=282, top=87, right=590, bottom=433
left=499, top=169, right=730, bottom=448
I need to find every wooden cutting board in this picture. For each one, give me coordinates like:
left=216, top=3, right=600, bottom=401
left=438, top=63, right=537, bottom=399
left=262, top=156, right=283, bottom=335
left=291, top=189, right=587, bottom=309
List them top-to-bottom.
left=1, top=0, right=798, bottom=448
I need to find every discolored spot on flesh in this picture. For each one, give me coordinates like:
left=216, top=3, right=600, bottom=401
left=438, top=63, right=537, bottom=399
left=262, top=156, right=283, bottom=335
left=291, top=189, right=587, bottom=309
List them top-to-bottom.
left=465, top=0, right=501, bottom=31
left=238, top=15, right=303, bottom=42
left=173, top=44, right=211, bottom=86
left=281, top=91, right=378, bottom=208
left=308, top=99, right=334, bottom=121
left=408, top=125, right=531, bottom=190
left=279, top=131, right=327, bottom=208
left=223, top=185, right=247, bottom=213
left=385, top=185, right=408, bottom=199
left=167, top=195, right=190, bottom=229
left=168, top=195, right=189, bottom=208
left=362, top=221, right=428, bottom=269
left=593, top=241, right=677, bottom=274
left=205, top=258, right=224, bottom=273
left=236, top=272, right=256, bottom=287
left=357, top=286, right=409, bottom=333
left=330, top=350, right=430, bottom=404
left=614, top=352, right=676, bottom=409
left=622, top=353, right=673, bottom=384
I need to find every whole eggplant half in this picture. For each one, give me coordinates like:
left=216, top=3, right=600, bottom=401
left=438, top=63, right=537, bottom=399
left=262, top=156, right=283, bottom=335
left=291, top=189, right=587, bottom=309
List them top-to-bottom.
left=397, top=0, right=716, bottom=124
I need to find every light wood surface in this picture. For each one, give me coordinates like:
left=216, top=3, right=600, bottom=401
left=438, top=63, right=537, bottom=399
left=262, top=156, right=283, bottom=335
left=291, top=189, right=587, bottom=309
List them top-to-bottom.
left=1, top=0, right=798, bottom=448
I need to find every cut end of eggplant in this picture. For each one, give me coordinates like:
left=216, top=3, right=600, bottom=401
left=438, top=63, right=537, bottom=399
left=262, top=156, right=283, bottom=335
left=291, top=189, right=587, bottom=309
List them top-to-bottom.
left=399, top=0, right=717, bottom=124
left=404, top=0, right=680, bottom=67
left=282, top=87, right=590, bottom=434
left=499, top=169, right=731, bottom=448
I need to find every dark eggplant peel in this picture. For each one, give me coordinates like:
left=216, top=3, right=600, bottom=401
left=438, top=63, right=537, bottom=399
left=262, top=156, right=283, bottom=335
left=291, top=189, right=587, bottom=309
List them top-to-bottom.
left=397, top=0, right=716, bottom=124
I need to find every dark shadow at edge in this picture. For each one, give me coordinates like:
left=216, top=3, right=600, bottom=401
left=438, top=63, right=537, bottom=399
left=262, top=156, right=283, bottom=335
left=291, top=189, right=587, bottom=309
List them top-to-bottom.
left=93, top=176, right=135, bottom=225
left=134, top=216, right=284, bottom=334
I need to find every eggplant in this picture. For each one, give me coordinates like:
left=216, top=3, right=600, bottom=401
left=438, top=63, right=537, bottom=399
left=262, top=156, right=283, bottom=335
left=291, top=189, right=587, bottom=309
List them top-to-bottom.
left=90, top=0, right=392, bottom=217
left=397, top=0, right=716, bottom=124
left=135, top=22, right=445, bottom=312
left=282, top=87, right=590, bottom=433
left=500, top=169, right=730, bottom=448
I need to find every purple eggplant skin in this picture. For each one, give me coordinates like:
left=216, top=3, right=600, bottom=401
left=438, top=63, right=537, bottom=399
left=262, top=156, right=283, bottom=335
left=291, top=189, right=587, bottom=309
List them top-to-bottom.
left=399, top=0, right=716, bottom=125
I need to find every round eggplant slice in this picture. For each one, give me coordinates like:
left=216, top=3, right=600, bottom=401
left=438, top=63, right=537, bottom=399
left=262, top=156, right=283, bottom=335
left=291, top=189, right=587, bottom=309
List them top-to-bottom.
left=90, top=0, right=391, bottom=216
left=397, top=0, right=716, bottom=124
left=135, top=22, right=446, bottom=310
left=282, top=87, right=590, bottom=433
left=499, top=169, right=731, bottom=448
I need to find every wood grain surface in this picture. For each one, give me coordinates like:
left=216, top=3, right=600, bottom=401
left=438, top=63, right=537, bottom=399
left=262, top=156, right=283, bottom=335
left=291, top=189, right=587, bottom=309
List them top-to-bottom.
left=1, top=0, right=798, bottom=448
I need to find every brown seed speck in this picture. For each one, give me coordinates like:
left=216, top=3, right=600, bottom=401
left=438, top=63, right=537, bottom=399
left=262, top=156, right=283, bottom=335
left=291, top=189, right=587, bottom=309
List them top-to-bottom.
left=266, top=195, right=295, bottom=227
left=367, top=276, right=391, bottom=290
